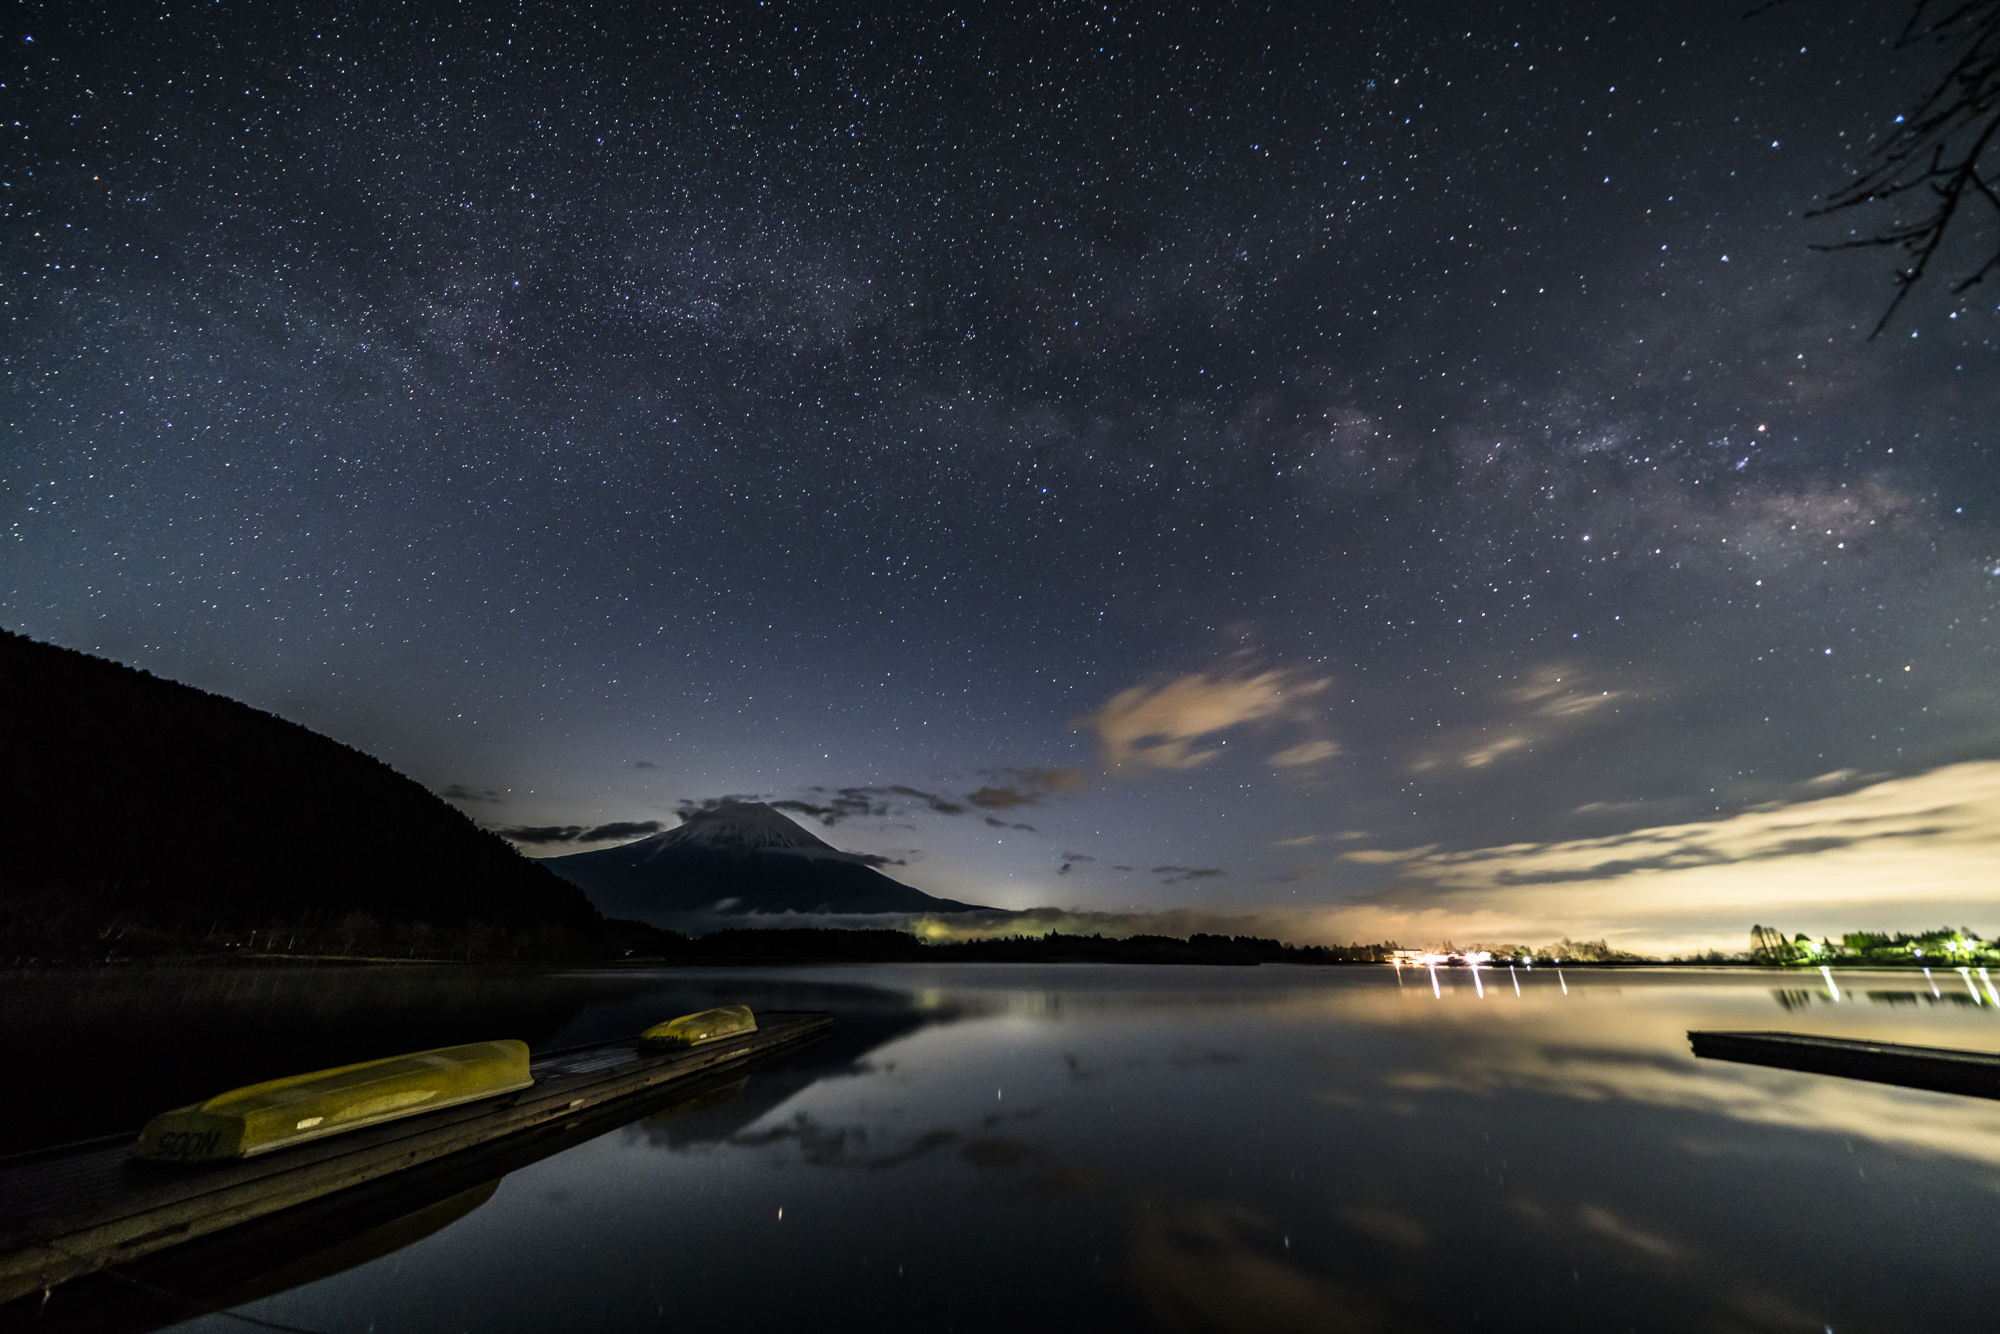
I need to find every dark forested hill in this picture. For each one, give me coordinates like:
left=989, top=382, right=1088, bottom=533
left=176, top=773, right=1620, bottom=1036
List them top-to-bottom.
left=0, top=629, right=600, bottom=942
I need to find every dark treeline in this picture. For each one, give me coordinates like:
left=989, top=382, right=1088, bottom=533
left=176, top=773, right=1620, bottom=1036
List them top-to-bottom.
left=0, top=898, right=673, bottom=965
left=4, top=918, right=1397, bottom=968
left=650, top=929, right=1396, bottom=966
left=928, top=932, right=1394, bottom=965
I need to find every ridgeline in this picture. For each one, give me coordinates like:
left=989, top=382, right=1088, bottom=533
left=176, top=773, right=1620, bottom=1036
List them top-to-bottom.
left=0, top=629, right=622, bottom=960
left=0, top=631, right=1405, bottom=970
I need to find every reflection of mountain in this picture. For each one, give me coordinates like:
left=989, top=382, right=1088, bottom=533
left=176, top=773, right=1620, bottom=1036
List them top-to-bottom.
left=541, top=801, right=990, bottom=921
left=620, top=987, right=970, bottom=1150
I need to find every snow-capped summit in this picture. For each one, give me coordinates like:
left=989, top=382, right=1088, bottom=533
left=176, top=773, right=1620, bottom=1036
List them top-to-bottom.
left=539, top=800, right=989, bottom=922
left=649, top=801, right=837, bottom=854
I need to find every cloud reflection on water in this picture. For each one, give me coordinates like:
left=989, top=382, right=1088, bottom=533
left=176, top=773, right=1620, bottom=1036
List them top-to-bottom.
left=137, top=965, right=2000, bottom=1334
left=1312, top=977, right=2000, bottom=1175
left=1126, top=1196, right=1381, bottom=1334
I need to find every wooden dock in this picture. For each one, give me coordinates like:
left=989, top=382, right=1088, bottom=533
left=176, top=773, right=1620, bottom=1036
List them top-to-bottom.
left=0, top=1010, right=833, bottom=1307
left=1687, top=1030, right=2000, bottom=1099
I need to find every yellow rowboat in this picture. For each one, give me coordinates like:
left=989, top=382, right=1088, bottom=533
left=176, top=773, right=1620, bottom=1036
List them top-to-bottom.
left=639, top=1006, right=758, bottom=1049
left=131, top=1040, right=533, bottom=1163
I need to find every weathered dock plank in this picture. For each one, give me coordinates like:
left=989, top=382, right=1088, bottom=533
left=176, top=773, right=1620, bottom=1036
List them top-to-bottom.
left=0, top=1010, right=833, bottom=1305
left=1687, top=1030, right=2000, bottom=1099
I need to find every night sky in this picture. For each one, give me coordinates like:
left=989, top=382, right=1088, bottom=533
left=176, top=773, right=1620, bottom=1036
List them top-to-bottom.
left=8, top=0, right=1999, bottom=953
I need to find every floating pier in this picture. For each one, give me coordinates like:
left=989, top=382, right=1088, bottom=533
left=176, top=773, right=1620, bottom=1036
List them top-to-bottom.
left=0, top=1010, right=832, bottom=1307
left=1687, top=1030, right=2000, bottom=1099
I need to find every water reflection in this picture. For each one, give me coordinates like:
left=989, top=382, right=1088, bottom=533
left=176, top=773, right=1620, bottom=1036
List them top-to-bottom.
left=0, top=964, right=977, bottom=1153
left=8, top=964, right=2000, bottom=1333
left=0, top=965, right=651, bottom=1153
left=1777, top=986, right=1983, bottom=1011
left=208, top=1179, right=501, bottom=1313
left=1126, top=1195, right=1381, bottom=1334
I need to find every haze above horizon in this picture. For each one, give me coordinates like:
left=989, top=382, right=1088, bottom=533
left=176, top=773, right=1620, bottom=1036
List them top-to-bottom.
left=7, top=0, right=1997, bottom=954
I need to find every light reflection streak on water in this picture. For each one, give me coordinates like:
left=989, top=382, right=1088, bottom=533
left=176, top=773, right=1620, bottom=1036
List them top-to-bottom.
left=1470, top=959, right=1485, bottom=999
left=1428, top=964, right=1440, bottom=999
left=130, top=965, right=2000, bottom=1334
left=1510, top=966, right=1521, bottom=997
left=1924, top=966, right=1941, bottom=997
left=1959, top=966, right=1982, bottom=1003
left=858, top=967, right=2000, bottom=1177
left=1981, top=968, right=2000, bottom=1006
left=1341, top=970, right=2000, bottom=1172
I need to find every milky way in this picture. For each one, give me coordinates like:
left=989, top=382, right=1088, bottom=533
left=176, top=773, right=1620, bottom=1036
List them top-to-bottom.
left=7, top=0, right=1998, bottom=950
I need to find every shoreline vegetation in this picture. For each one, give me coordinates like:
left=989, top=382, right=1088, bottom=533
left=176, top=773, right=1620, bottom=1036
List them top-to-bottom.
left=11, top=631, right=1992, bottom=975
left=0, top=916, right=1400, bottom=968
left=6, top=917, right=1995, bottom=970
left=1747, top=924, right=2000, bottom=969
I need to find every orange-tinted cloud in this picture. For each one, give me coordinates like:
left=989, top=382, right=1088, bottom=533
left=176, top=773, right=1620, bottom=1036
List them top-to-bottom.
left=1079, top=669, right=1332, bottom=772
left=1330, top=761, right=2000, bottom=954
left=968, top=767, right=1089, bottom=808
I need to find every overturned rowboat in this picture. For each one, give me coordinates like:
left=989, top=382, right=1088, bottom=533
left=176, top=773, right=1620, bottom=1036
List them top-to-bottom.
left=641, top=1005, right=757, bottom=1049
left=0, top=1009, right=833, bottom=1308
left=133, top=1041, right=535, bottom=1163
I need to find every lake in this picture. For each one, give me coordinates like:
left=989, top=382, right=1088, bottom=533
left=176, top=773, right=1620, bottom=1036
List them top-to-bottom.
left=7, top=962, right=2000, bottom=1332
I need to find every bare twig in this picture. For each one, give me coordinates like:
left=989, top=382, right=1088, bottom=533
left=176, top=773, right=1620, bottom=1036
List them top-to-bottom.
left=1803, top=0, right=2000, bottom=335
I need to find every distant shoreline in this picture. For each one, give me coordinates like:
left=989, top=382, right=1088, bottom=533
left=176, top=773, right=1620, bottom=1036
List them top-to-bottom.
left=4, top=949, right=1977, bottom=973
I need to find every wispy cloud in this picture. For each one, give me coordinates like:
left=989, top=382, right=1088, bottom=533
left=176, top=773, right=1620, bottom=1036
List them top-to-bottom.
left=1412, top=665, right=1631, bottom=773
left=1079, top=668, right=1332, bottom=772
left=1268, top=739, right=1340, bottom=767
left=864, top=758, right=1998, bottom=950
left=1323, top=762, right=2000, bottom=954
left=968, top=767, right=1089, bottom=809
left=662, top=768, right=1088, bottom=837
left=677, top=786, right=969, bottom=826
left=493, top=819, right=666, bottom=845
left=580, top=820, right=667, bottom=842
left=492, top=825, right=582, bottom=845
left=1340, top=845, right=1436, bottom=865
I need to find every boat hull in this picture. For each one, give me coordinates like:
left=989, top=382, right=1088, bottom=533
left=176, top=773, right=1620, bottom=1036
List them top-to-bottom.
left=640, top=1006, right=757, bottom=1049
left=132, top=1041, right=534, bottom=1162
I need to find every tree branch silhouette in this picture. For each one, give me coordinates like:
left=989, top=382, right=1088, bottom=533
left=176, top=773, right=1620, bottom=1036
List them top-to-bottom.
left=1806, top=0, right=2000, bottom=336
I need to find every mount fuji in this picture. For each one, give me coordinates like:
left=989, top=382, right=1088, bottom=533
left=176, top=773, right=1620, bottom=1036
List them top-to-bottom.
left=537, top=801, right=991, bottom=922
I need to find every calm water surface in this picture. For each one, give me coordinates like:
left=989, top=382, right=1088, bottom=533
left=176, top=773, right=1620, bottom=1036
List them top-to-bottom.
left=12, top=962, right=2000, bottom=1333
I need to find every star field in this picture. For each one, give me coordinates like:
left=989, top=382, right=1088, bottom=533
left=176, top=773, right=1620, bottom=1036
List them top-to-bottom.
left=7, top=0, right=1999, bottom=950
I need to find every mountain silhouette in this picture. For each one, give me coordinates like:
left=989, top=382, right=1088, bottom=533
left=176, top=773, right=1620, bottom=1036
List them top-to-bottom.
left=0, top=629, right=599, bottom=934
left=539, top=802, right=990, bottom=920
